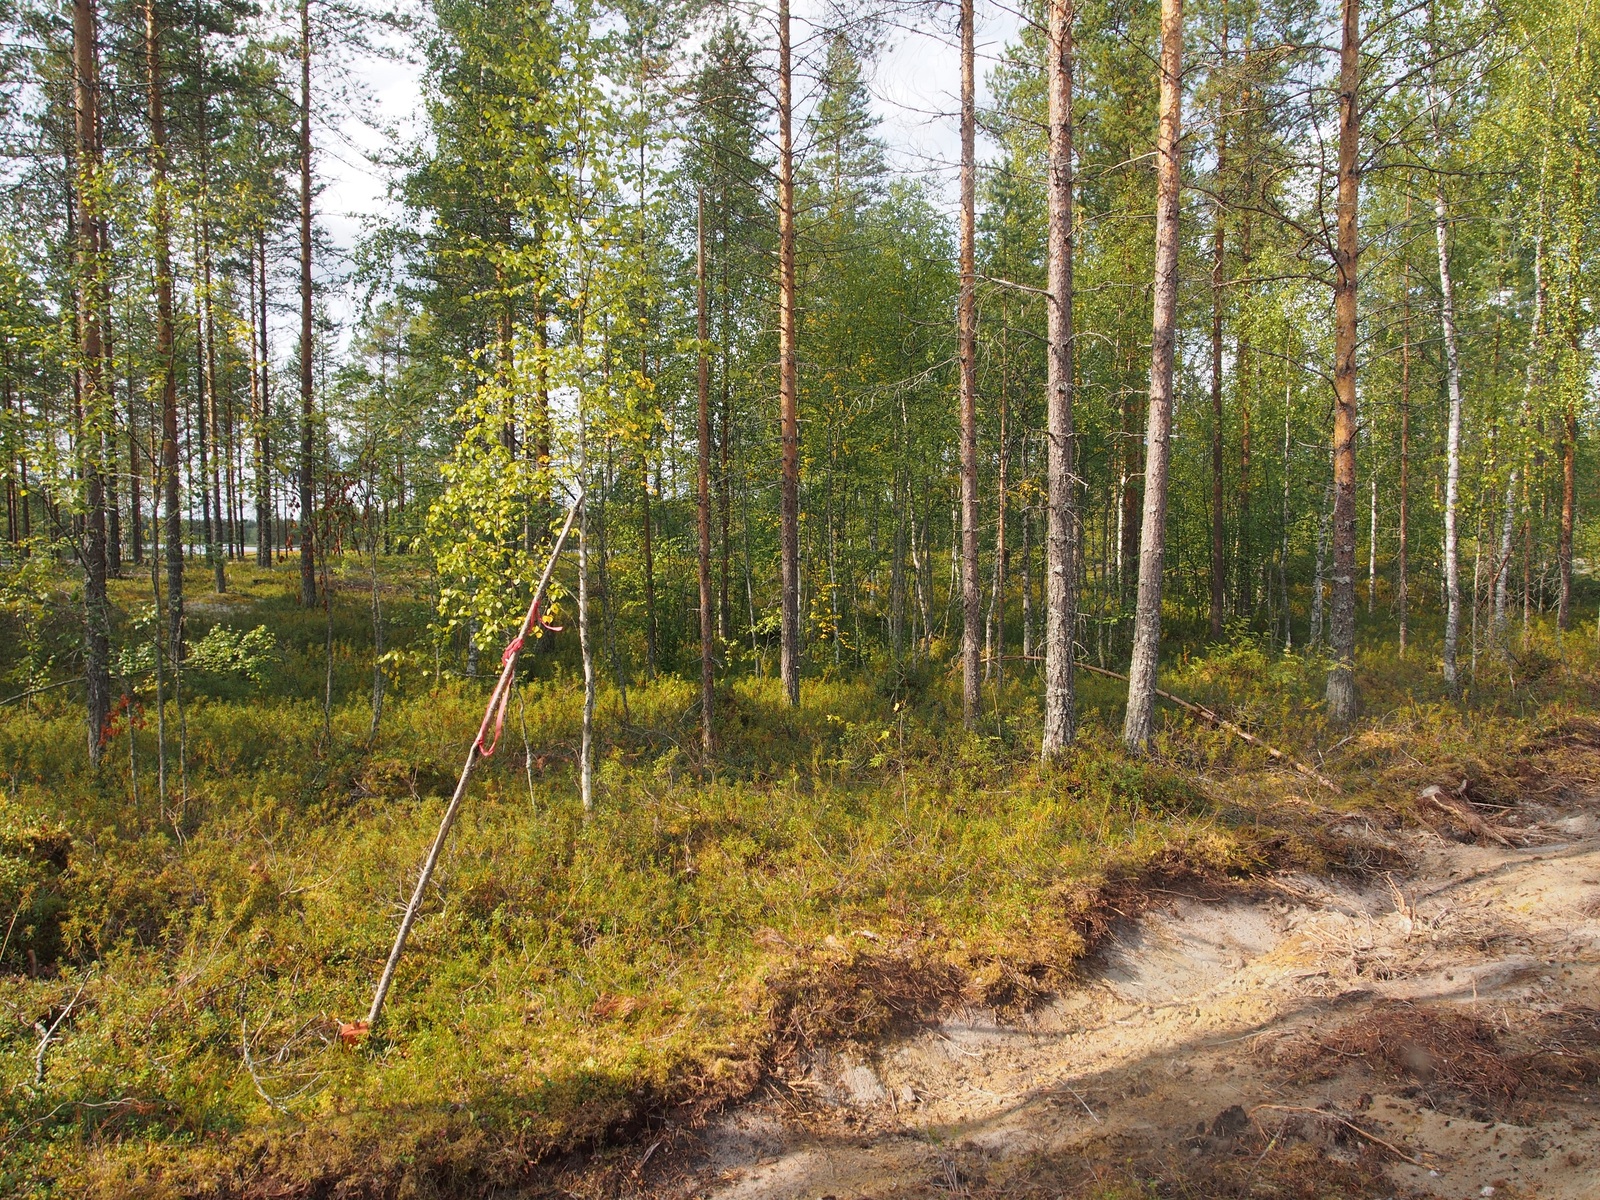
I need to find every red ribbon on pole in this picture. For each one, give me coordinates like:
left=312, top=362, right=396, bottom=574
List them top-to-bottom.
left=475, top=603, right=539, bottom=759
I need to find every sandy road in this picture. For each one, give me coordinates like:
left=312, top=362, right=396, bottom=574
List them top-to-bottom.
left=678, top=796, right=1600, bottom=1199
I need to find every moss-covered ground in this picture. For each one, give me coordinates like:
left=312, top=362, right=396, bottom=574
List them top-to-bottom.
left=2, top=558, right=1596, bottom=1197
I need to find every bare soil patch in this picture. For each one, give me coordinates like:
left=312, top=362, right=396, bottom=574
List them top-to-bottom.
left=655, top=792, right=1600, bottom=1200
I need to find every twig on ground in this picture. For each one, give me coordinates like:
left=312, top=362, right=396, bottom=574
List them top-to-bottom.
left=979, top=653, right=1341, bottom=793
left=1076, top=662, right=1344, bottom=795
left=1417, top=785, right=1517, bottom=847
left=33, top=972, right=91, bottom=1086
left=240, top=1017, right=325, bottom=1112
left=1057, top=1083, right=1101, bottom=1122
left=1250, top=1103, right=1426, bottom=1166
left=630, top=1138, right=663, bottom=1181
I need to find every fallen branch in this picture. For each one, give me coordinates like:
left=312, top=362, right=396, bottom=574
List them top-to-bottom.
left=1065, top=658, right=1341, bottom=795
left=1, top=677, right=83, bottom=708
left=1417, top=784, right=1516, bottom=847
left=33, top=972, right=91, bottom=1086
left=240, top=1018, right=324, bottom=1113
left=1250, top=1103, right=1426, bottom=1166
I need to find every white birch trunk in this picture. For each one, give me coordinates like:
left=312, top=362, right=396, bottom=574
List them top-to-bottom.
left=1435, top=178, right=1465, bottom=697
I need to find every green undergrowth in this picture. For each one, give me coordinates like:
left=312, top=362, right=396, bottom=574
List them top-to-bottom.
left=2, top=563, right=1599, bottom=1197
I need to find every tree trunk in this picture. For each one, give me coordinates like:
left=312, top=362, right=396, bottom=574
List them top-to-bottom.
left=74, top=0, right=110, bottom=763
left=147, top=0, right=183, bottom=662
left=297, top=0, right=317, bottom=608
left=777, top=0, right=800, bottom=707
left=957, top=0, right=981, bottom=727
left=1040, top=0, right=1078, bottom=762
left=1122, top=0, right=1182, bottom=750
left=1324, top=0, right=1361, bottom=724
left=190, top=26, right=225, bottom=593
left=1209, top=75, right=1227, bottom=642
left=1557, top=161, right=1582, bottom=635
left=1501, top=169, right=1549, bottom=641
left=1435, top=174, right=1464, bottom=695
left=696, top=193, right=715, bottom=757
left=1397, top=194, right=1411, bottom=657
left=99, top=198, right=120, bottom=581
left=1235, top=209, right=1253, bottom=616
left=202, top=228, right=225, bottom=593
left=256, top=229, right=272, bottom=567
left=248, top=230, right=263, bottom=566
left=195, top=284, right=213, bottom=575
left=532, top=288, right=551, bottom=527
left=128, top=342, right=142, bottom=565
left=718, top=360, right=732, bottom=644
left=224, top=370, right=238, bottom=561
left=989, top=381, right=1009, bottom=692
left=1119, top=390, right=1141, bottom=598
left=1279, top=394, right=1292, bottom=650
left=1559, top=403, right=1575, bottom=633
left=579, top=415, right=594, bottom=816
left=1020, top=433, right=1035, bottom=661
left=640, top=441, right=657, bottom=676
left=1367, top=472, right=1377, bottom=613
left=1311, top=475, right=1329, bottom=646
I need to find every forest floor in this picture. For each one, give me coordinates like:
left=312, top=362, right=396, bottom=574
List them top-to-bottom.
left=9, top=562, right=1600, bottom=1198
left=649, top=784, right=1600, bottom=1200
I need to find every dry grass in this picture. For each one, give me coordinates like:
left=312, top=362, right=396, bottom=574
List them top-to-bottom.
left=1286, top=999, right=1600, bottom=1113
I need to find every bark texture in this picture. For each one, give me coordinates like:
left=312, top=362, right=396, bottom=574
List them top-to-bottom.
left=74, top=0, right=110, bottom=762
left=148, top=0, right=183, bottom=661
left=298, top=0, right=317, bottom=608
left=777, top=0, right=800, bottom=707
left=958, top=0, right=980, bottom=727
left=1040, top=0, right=1078, bottom=762
left=1122, top=0, right=1182, bottom=750
left=1324, top=0, right=1360, bottom=724
left=1209, top=85, right=1226, bottom=643
left=1435, top=177, right=1464, bottom=695
left=696, top=194, right=715, bottom=756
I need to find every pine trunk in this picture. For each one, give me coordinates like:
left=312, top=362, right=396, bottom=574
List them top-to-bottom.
left=74, top=0, right=110, bottom=763
left=147, top=0, right=183, bottom=661
left=298, top=0, right=317, bottom=608
left=777, top=0, right=800, bottom=706
left=958, top=0, right=980, bottom=727
left=1040, top=0, right=1078, bottom=761
left=1123, top=0, right=1183, bottom=750
left=1324, top=0, right=1361, bottom=724
left=1209, top=87, right=1226, bottom=642
left=696, top=194, right=715, bottom=756
left=1397, top=198, right=1411, bottom=657
left=202, top=216, right=225, bottom=592
left=256, top=230, right=272, bottom=567
left=128, top=350, right=142, bottom=564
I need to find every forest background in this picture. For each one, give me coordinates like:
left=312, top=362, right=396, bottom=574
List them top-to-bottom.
left=2, top=0, right=1600, bottom=1194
